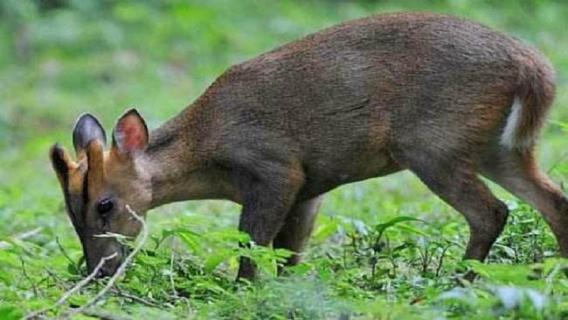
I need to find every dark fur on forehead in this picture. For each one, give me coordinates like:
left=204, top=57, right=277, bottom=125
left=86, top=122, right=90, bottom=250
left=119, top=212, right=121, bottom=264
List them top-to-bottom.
left=73, top=113, right=107, bottom=154
left=85, top=139, right=105, bottom=200
left=49, top=144, right=86, bottom=229
left=50, top=144, right=69, bottom=183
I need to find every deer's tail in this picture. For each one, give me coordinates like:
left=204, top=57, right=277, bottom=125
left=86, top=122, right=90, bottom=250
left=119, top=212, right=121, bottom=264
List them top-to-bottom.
left=500, top=52, right=556, bottom=151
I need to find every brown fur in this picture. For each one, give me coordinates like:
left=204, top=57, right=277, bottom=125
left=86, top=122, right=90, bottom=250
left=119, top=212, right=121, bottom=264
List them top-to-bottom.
left=50, top=13, right=564, bottom=280
left=514, top=53, right=556, bottom=148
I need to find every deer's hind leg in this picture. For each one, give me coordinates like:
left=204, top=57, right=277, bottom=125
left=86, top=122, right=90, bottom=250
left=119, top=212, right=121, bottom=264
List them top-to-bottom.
left=389, top=92, right=515, bottom=262
left=389, top=100, right=510, bottom=262
left=481, top=147, right=568, bottom=256
left=396, top=153, right=509, bottom=262
left=273, top=195, right=324, bottom=273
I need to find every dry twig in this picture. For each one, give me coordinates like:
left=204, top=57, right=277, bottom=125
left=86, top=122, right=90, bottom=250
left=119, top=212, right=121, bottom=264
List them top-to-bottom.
left=0, top=227, right=43, bottom=249
left=24, top=252, right=118, bottom=319
left=111, top=288, right=161, bottom=308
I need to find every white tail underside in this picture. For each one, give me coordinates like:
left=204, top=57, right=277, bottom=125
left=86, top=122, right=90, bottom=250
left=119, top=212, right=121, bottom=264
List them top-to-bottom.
left=500, top=97, right=523, bottom=149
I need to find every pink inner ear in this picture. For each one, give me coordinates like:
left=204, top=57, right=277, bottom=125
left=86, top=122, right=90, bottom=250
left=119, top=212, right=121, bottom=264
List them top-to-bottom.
left=117, top=116, right=147, bottom=152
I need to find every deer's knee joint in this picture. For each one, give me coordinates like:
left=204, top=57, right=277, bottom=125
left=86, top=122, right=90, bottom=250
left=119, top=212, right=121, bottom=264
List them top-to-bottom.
left=553, top=195, right=568, bottom=214
left=470, top=201, right=509, bottom=241
left=494, top=201, right=510, bottom=228
left=482, top=202, right=510, bottom=241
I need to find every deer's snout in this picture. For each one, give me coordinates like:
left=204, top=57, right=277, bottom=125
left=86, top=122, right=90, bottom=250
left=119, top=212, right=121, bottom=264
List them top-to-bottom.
left=84, top=239, right=126, bottom=278
left=90, top=253, right=122, bottom=278
left=95, top=263, right=119, bottom=278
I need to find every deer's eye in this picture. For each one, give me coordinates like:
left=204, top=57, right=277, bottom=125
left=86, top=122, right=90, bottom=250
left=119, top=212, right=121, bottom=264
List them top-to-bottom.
left=97, top=198, right=114, bottom=216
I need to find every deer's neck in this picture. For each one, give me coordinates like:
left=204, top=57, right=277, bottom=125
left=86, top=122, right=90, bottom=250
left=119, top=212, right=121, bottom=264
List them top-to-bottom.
left=140, top=102, right=237, bottom=208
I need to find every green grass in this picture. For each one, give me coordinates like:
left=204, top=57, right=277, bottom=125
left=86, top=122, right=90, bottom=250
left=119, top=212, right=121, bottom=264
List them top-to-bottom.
left=1, top=0, right=568, bottom=319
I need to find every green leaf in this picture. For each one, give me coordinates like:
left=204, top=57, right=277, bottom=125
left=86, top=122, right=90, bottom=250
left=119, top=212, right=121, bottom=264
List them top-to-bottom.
left=549, top=120, right=568, bottom=132
left=375, top=216, right=424, bottom=235
left=313, top=217, right=339, bottom=242
left=396, top=223, right=429, bottom=237
left=178, top=231, right=202, bottom=252
left=204, top=248, right=236, bottom=272
left=542, top=258, right=568, bottom=276
left=68, top=294, right=89, bottom=307
left=0, top=305, right=22, bottom=320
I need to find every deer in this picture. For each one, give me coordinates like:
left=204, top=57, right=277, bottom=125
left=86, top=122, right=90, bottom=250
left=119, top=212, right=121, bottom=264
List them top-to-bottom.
left=50, top=12, right=564, bottom=281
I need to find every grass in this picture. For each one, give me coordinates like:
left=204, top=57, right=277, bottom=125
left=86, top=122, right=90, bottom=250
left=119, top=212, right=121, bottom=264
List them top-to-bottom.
left=1, top=0, right=568, bottom=319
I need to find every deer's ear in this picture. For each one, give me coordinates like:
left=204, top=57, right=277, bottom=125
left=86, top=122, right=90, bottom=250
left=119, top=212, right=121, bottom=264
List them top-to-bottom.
left=112, top=108, right=148, bottom=154
left=73, top=113, right=107, bottom=155
left=50, top=144, right=73, bottom=187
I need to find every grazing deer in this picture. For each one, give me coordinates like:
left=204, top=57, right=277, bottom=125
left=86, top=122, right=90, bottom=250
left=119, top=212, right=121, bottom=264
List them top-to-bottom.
left=50, top=12, right=563, bottom=280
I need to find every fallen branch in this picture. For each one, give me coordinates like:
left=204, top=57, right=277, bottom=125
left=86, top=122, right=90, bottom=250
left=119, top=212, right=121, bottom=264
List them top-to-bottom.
left=63, top=205, right=149, bottom=318
left=0, top=227, right=43, bottom=249
left=111, top=288, right=161, bottom=308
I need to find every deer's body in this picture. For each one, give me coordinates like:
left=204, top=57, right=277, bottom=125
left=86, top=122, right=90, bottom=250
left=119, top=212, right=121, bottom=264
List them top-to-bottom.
left=51, top=13, right=564, bottom=279
left=148, top=13, right=552, bottom=201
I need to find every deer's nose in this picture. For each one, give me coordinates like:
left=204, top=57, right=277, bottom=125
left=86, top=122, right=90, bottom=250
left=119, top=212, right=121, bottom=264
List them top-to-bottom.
left=95, top=265, right=117, bottom=278
left=95, top=268, right=109, bottom=278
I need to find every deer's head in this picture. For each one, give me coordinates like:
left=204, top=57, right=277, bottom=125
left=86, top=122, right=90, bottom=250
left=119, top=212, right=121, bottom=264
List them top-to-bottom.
left=50, top=110, right=151, bottom=277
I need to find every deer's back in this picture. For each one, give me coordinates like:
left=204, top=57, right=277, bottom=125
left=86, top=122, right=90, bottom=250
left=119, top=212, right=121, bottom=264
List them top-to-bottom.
left=197, top=13, right=552, bottom=196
